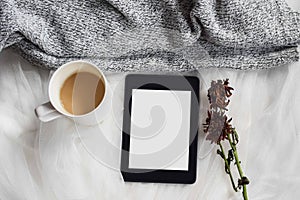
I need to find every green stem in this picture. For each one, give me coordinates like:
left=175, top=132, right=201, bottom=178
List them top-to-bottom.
left=228, top=130, right=248, bottom=200
left=219, top=143, right=237, bottom=192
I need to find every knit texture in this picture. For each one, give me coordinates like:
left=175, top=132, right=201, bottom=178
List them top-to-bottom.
left=1, top=0, right=300, bottom=71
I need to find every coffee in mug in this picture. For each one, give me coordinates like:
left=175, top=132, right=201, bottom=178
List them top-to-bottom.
left=35, top=60, right=112, bottom=125
left=60, top=72, right=105, bottom=115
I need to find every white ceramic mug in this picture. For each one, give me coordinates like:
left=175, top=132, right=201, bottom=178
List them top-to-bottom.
left=35, top=60, right=112, bottom=125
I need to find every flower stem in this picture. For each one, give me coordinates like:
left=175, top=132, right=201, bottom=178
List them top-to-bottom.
left=228, top=131, right=248, bottom=200
left=219, top=143, right=237, bottom=192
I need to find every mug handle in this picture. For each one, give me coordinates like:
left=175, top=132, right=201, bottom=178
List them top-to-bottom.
left=35, top=102, right=62, bottom=122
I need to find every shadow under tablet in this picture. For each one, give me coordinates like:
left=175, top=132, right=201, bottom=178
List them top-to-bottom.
left=121, top=74, right=199, bottom=184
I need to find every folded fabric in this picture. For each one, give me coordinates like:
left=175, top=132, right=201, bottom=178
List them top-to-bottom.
left=0, top=0, right=299, bottom=71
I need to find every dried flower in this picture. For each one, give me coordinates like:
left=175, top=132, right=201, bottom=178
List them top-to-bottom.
left=203, top=79, right=249, bottom=200
left=204, top=79, right=234, bottom=144
left=208, top=79, right=234, bottom=111
left=203, top=111, right=232, bottom=144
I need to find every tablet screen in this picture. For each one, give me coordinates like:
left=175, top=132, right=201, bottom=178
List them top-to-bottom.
left=129, top=89, right=191, bottom=171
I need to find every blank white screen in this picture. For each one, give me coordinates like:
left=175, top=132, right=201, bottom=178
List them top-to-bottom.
left=129, top=89, right=191, bottom=171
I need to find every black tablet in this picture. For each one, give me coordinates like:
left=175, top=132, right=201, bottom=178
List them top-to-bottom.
left=121, top=74, right=199, bottom=184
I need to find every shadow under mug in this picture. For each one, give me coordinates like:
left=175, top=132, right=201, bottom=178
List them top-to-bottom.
left=35, top=60, right=112, bottom=125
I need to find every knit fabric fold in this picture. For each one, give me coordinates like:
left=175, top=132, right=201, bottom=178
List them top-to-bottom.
left=0, top=0, right=299, bottom=71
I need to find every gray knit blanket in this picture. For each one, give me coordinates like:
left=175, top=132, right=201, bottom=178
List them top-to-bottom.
left=1, top=0, right=299, bottom=72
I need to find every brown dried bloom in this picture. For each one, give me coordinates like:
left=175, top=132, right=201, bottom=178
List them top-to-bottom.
left=204, top=79, right=234, bottom=144
left=208, top=79, right=234, bottom=111
left=203, top=111, right=233, bottom=144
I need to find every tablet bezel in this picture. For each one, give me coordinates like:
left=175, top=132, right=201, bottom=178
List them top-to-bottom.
left=121, top=74, right=199, bottom=184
